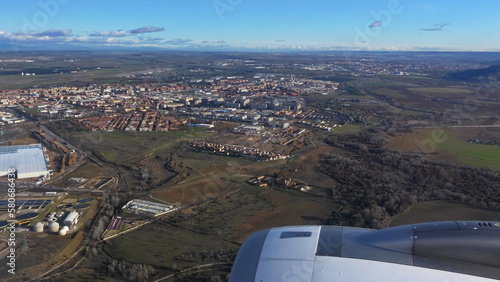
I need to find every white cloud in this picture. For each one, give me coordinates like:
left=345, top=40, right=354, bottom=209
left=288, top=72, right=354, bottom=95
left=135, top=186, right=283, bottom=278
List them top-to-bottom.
left=129, top=26, right=165, bottom=34
left=90, top=30, right=130, bottom=37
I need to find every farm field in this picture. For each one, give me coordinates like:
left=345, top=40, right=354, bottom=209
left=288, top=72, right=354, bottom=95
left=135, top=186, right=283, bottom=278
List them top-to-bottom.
left=390, top=201, right=500, bottom=227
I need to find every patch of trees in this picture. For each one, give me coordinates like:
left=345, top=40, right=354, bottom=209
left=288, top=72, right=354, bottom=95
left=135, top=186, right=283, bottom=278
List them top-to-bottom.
left=447, top=65, right=500, bottom=82
left=45, top=119, right=88, bottom=132
left=326, top=127, right=390, bottom=148
left=322, top=130, right=500, bottom=229
left=128, top=166, right=152, bottom=191
left=90, top=194, right=124, bottom=240
left=175, top=250, right=238, bottom=263
left=107, top=260, right=157, bottom=282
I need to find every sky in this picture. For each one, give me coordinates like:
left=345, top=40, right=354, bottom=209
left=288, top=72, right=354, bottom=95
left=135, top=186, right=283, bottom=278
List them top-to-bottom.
left=0, top=0, right=499, bottom=52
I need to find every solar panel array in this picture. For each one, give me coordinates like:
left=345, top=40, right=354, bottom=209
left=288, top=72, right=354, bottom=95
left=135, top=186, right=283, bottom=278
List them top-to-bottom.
left=0, top=199, right=52, bottom=211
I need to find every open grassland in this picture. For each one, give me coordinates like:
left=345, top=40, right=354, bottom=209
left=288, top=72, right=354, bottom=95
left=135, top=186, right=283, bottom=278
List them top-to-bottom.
left=382, top=75, right=432, bottom=80
left=361, top=82, right=397, bottom=88
left=370, top=86, right=487, bottom=113
left=372, top=87, right=408, bottom=99
left=408, top=87, right=474, bottom=96
left=330, top=124, right=361, bottom=133
left=387, top=128, right=500, bottom=170
left=61, top=130, right=212, bottom=165
left=11, top=136, right=39, bottom=145
left=281, top=144, right=336, bottom=190
left=152, top=150, right=254, bottom=205
left=178, top=150, right=252, bottom=173
left=50, top=161, right=110, bottom=188
left=152, top=177, right=235, bottom=205
left=166, top=185, right=338, bottom=244
left=230, top=189, right=339, bottom=243
left=390, top=201, right=500, bottom=227
left=103, top=223, right=239, bottom=270
left=0, top=230, right=86, bottom=281
left=0, top=233, right=71, bottom=276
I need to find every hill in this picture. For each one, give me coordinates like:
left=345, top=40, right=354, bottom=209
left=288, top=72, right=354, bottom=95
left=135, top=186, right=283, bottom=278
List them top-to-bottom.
left=448, top=65, right=500, bottom=82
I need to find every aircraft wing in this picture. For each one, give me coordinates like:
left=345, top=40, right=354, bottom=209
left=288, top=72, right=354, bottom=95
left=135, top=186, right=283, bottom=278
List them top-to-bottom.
left=230, top=221, right=500, bottom=281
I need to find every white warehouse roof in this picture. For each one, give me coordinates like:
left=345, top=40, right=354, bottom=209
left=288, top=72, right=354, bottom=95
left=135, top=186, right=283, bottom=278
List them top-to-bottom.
left=0, top=144, right=50, bottom=179
left=63, top=211, right=79, bottom=225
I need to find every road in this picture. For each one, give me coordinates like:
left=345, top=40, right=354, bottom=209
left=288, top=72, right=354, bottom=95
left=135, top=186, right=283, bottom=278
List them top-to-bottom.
left=29, top=184, right=105, bottom=194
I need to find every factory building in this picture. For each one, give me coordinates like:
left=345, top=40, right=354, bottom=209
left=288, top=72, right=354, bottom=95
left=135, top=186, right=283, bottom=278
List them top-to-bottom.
left=0, top=144, right=50, bottom=179
left=123, top=199, right=178, bottom=217
left=63, top=211, right=79, bottom=227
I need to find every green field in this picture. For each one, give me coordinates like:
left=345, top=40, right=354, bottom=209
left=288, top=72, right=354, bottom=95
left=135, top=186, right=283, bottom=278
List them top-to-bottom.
left=382, top=75, right=431, bottom=79
left=361, top=82, right=396, bottom=88
left=408, top=87, right=473, bottom=94
left=330, top=124, right=361, bottom=133
left=387, top=128, right=500, bottom=170
left=435, top=131, right=500, bottom=170
left=179, top=150, right=252, bottom=173
left=390, top=201, right=500, bottom=226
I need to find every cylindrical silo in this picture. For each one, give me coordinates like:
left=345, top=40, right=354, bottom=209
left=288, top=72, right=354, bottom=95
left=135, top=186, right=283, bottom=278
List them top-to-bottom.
left=33, top=222, right=44, bottom=233
left=49, top=222, right=59, bottom=233
left=58, top=228, right=67, bottom=236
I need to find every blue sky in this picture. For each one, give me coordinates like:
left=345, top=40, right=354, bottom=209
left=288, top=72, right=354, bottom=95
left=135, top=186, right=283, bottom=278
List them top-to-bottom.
left=0, top=0, right=499, bottom=51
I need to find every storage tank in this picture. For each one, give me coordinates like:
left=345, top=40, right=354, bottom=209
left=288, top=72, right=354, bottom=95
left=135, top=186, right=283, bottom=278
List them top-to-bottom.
left=33, top=222, right=44, bottom=233
left=49, top=222, right=59, bottom=233
left=58, top=228, right=67, bottom=236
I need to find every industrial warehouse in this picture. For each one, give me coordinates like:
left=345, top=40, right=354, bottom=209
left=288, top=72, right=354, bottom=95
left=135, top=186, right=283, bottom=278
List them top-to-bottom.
left=0, top=143, right=50, bottom=179
left=122, top=199, right=178, bottom=217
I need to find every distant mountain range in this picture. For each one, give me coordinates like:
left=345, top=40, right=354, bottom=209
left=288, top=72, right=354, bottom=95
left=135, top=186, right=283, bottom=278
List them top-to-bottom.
left=448, top=65, right=500, bottom=82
